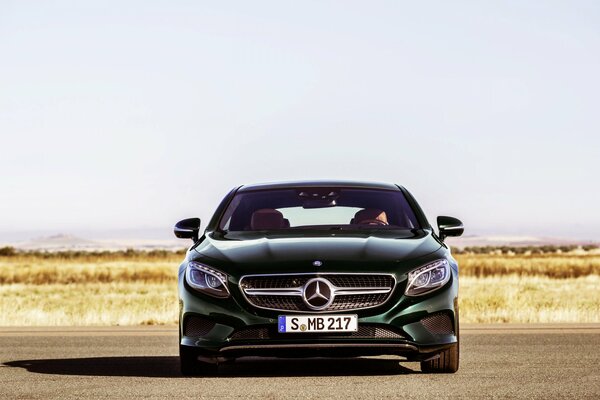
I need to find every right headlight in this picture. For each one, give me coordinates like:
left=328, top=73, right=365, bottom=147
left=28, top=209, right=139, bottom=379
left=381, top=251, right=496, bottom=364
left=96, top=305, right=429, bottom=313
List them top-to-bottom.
left=404, top=259, right=451, bottom=296
left=185, top=261, right=230, bottom=298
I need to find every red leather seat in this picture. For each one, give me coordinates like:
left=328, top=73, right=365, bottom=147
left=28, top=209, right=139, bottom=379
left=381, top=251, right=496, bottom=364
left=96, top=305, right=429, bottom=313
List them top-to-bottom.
left=250, top=209, right=286, bottom=230
left=352, top=209, right=389, bottom=225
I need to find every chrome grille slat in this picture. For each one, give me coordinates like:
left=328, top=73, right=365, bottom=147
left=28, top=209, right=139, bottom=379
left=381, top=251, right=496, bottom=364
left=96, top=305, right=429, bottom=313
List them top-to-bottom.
left=239, top=273, right=396, bottom=313
left=244, top=288, right=303, bottom=296
left=334, top=288, right=391, bottom=295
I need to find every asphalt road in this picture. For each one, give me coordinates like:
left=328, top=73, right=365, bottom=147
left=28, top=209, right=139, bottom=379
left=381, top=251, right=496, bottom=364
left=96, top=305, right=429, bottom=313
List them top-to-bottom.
left=1, top=325, right=599, bottom=399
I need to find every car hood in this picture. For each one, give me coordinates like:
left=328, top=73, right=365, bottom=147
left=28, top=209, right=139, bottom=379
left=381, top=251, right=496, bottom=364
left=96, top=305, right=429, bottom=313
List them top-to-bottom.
left=192, top=230, right=442, bottom=275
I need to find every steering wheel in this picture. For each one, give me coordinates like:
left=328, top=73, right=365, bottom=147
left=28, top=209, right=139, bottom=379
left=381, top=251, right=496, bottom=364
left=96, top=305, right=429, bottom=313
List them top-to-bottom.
left=357, top=219, right=388, bottom=226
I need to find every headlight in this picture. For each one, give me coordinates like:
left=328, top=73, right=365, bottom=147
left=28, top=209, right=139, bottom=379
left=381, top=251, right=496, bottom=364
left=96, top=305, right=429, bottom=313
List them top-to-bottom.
left=405, top=259, right=451, bottom=296
left=185, top=261, right=230, bottom=298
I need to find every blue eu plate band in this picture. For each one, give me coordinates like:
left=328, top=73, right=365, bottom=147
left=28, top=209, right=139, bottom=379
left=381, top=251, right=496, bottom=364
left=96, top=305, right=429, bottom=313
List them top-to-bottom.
left=278, top=315, right=286, bottom=333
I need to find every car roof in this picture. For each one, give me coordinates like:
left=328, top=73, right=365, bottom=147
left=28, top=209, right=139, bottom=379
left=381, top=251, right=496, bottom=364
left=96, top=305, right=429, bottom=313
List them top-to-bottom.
left=237, top=180, right=402, bottom=192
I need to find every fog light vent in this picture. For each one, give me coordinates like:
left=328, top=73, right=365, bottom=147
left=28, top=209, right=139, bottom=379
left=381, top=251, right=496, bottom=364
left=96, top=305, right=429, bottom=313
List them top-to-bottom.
left=420, top=313, right=454, bottom=335
left=184, top=316, right=215, bottom=337
left=371, top=326, right=405, bottom=339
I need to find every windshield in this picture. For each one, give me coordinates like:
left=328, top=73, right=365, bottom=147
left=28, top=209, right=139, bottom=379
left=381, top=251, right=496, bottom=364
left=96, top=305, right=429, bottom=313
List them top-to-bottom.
left=218, top=188, right=420, bottom=231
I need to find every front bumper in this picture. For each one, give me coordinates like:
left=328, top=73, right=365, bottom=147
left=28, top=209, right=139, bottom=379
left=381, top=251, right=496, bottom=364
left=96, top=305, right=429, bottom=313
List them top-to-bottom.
left=179, top=270, right=458, bottom=361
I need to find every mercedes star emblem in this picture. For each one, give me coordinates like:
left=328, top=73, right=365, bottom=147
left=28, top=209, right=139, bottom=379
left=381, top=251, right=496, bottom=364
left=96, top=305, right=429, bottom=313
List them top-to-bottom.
left=302, top=277, right=334, bottom=310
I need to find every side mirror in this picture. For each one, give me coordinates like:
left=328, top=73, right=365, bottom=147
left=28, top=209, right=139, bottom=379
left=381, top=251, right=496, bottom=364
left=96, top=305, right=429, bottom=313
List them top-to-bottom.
left=437, top=216, right=464, bottom=241
left=174, top=218, right=201, bottom=241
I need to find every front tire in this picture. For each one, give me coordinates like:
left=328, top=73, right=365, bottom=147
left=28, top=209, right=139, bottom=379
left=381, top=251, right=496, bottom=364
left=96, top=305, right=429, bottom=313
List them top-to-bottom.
left=421, top=306, right=460, bottom=373
left=420, top=341, right=459, bottom=373
left=180, top=345, right=218, bottom=376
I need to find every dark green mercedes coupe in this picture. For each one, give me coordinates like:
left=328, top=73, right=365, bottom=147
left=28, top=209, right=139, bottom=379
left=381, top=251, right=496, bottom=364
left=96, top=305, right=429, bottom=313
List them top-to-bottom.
left=174, top=180, right=464, bottom=375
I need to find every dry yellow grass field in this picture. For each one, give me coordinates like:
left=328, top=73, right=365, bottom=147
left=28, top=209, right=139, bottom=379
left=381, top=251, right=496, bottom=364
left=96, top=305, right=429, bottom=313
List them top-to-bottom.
left=0, top=252, right=599, bottom=325
left=455, top=253, right=600, bottom=278
left=460, top=275, right=600, bottom=323
left=0, top=283, right=176, bottom=326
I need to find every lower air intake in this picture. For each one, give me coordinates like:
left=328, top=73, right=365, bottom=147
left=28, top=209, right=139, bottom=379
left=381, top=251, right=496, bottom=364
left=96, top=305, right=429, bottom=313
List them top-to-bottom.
left=420, top=313, right=454, bottom=335
left=184, top=316, right=215, bottom=337
left=229, top=324, right=405, bottom=341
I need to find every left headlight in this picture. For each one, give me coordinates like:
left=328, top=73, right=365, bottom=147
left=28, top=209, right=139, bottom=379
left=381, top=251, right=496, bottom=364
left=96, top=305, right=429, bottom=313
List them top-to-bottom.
left=404, top=259, right=451, bottom=297
left=185, top=261, right=230, bottom=298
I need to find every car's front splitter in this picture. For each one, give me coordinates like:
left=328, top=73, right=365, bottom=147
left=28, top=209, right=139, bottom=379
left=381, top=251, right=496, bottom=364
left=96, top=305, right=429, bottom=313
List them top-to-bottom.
left=180, top=340, right=454, bottom=362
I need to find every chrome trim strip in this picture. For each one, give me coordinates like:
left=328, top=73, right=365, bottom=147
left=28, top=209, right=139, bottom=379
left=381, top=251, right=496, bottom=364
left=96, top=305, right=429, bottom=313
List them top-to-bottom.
left=441, top=225, right=463, bottom=231
left=240, top=272, right=397, bottom=279
left=244, top=287, right=391, bottom=297
left=244, top=288, right=303, bottom=296
left=334, top=288, right=391, bottom=295
left=220, top=343, right=417, bottom=352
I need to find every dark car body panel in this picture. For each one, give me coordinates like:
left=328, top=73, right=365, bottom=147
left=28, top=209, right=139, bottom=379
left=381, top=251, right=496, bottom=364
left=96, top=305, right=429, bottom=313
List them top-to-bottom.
left=236, top=180, right=401, bottom=192
left=193, top=230, right=441, bottom=267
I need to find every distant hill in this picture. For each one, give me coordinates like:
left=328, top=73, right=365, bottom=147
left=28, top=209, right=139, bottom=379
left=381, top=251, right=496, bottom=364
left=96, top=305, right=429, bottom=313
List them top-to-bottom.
left=1, top=231, right=596, bottom=252
left=5, top=233, right=183, bottom=251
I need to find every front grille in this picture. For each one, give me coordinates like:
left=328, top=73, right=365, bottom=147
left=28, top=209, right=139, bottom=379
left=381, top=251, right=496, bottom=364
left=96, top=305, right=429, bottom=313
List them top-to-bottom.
left=239, top=273, right=396, bottom=313
left=241, top=275, right=394, bottom=290
left=327, top=275, right=394, bottom=288
left=242, top=276, right=308, bottom=289
left=328, top=294, right=390, bottom=311
left=246, top=295, right=305, bottom=311
left=420, top=313, right=454, bottom=335
left=183, top=316, right=215, bottom=337
left=229, top=324, right=405, bottom=341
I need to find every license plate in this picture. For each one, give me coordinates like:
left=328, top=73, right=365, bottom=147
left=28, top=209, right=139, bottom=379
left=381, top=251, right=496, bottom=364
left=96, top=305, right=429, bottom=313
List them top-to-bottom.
left=278, top=315, right=358, bottom=333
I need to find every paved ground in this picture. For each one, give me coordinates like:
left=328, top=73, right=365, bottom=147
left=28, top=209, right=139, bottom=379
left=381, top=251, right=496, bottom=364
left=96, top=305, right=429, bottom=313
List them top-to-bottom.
left=1, top=325, right=599, bottom=399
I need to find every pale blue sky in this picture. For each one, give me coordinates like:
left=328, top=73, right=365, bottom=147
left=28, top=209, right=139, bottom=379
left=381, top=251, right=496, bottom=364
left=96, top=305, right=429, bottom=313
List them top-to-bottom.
left=1, top=1, right=599, bottom=239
